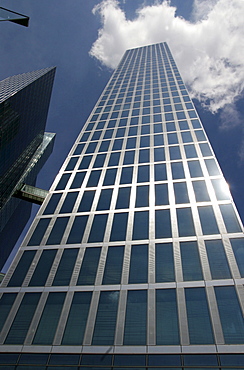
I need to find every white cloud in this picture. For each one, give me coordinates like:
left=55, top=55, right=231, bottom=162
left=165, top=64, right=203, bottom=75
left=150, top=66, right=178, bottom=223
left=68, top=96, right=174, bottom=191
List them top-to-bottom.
left=90, top=0, right=244, bottom=115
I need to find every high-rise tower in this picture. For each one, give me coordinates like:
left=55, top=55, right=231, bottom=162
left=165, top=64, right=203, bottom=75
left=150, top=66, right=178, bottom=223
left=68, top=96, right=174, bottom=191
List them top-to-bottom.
left=0, top=43, right=243, bottom=369
left=0, top=68, right=56, bottom=269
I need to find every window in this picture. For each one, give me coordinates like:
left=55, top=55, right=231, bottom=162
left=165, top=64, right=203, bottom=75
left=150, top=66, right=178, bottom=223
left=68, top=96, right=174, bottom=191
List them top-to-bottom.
left=108, top=152, right=120, bottom=166
left=188, top=160, right=203, bottom=177
left=171, top=162, right=185, bottom=179
left=155, top=163, right=167, bottom=181
left=138, top=165, right=150, bottom=182
left=120, top=166, right=133, bottom=184
left=103, top=168, right=117, bottom=185
left=87, top=170, right=101, bottom=187
left=70, top=172, right=86, bottom=189
left=193, top=180, right=210, bottom=202
left=174, top=182, right=189, bottom=204
left=135, top=185, right=149, bottom=207
left=116, top=187, right=131, bottom=209
left=96, top=189, right=113, bottom=210
left=78, top=191, right=95, bottom=212
left=60, top=192, right=78, bottom=213
left=43, top=193, right=62, bottom=215
left=220, top=204, right=242, bottom=233
left=198, top=206, right=219, bottom=235
left=177, top=208, right=195, bottom=236
left=155, top=209, right=172, bottom=238
left=132, top=211, right=149, bottom=240
left=110, top=213, right=128, bottom=241
left=88, top=214, right=108, bottom=242
left=66, top=215, right=88, bottom=244
left=46, top=217, right=69, bottom=245
left=27, top=218, right=51, bottom=246
left=231, top=238, right=244, bottom=277
left=205, top=240, right=231, bottom=279
left=180, top=241, right=203, bottom=281
left=156, top=243, right=175, bottom=282
left=129, top=245, right=148, bottom=283
left=103, top=246, right=124, bottom=285
left=77, top=247, right=101, bottom=285
left=52, top=248, right=78, bottom=286
left=8, top=250, right=36, bottom=287
left=29, top=250, right=57, bottom=286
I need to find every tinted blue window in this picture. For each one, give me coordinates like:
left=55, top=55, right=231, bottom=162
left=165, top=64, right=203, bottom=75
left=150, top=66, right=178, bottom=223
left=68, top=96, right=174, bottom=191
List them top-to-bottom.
left=179, top=120, right=189, bottom=130
left=166, top=121, right=176, bottom=131
left=154, top=123, right=163, bottom=133
left=141, top=125, right=150, bottom=134
left=128, top=126, right=138, bottom=136
left=116, top=128, right=126, bottom=137
left=104, top=129, right=113, bottom=139
left=91, top=130, right=102, bottom=140
left=195, top=130, right=206, bottom=141
left=181, top=131, right=193, bottom=143
left=168, top=133, right=178, bottom=145
left=154, top=134, right=164, bottom=146
left=140, top=136, right=150, bottom=148
left=126, top=137, right=136, bottom=149
left=112, top=139, right=123, bottom=151
left=99, top=140, right=110, bottom=152
left=86, top=141, right=97, bottom=153
left=200, top=142, right=212, bottom=156
left=73, top=143, right=85, bottom=155
left=184, top=144, right=197, bottom=158
left=169, top=146, right=181, bottom=160
left=154, top=147, right=165, bottom=161
left=139, top=149, right=150, bottom=163
left=123, top=150, right=135, bottom=165
left=108, top=152, right=120, bottom=166
left=94, top=153, right=106, bottom=168
left=78, top=155, right=92, bottom=170
left=65, top=157, right=78, bottom=171
left=205, top=158, right=220, bottom=176
left=188, top=160, right=203, bottom=177
left=171, top=162, right=185, bottom=179
left=155, top=163, right=167, bottom=181
left=137, top=165, right=149, bottom=183
left=120, top=167, right=133, bottom=184
left=103, top=168, right=117, bottom=185
left=87, top=170, right=101, bottom=187
left=70, top=172, right=86, bottom=189
left=55, top=173, right=71, bottom=190
left=211, top=178, right=230, bottom=200
left=193, top=180, right=210, bottom=202
left=174, top=182, right=189, bottom=204
left=155, top=184, right=168, bottom=205
left=136, top=185, right=149, bottom=207
left=115, top=187, right=131, bottom=209
left=97, top=189, right=113, bottom=210
left=78, top=191, right=95, bottom=212
left=60, top=192, right=78, bottom=213
left=43, top=193, right=62, bottom=215
left=220, top=204, right=242, bottom=233
left=198, top=206, right=219, bottom=235
left=177, top=208, right=195, bottom=236
left=155, top=209, right=172, bottom=238
left=132, top=211, right=149, bottom=240
left=110, top=213, right=128, bottom=241
left=88, top=214, right=108, bottom=242
left=67, top=216, right=88, bottom=244
left=46, top=217, right=69, bottom=245
left=27, top=218, right=51, bottom=246
left=231, top=238, right=244, bottom=277
left=205, top=240, right=231, bottom=279
left=180, top=241, right=203, bottom=281
left=155, top=243, right=175, bottom=282
left=129, top=245, right=148, bottom=283
left=103, top=246, right=124, bottom=285
left=77, top=247, right=101, bottom=285
left=52, top=248, right=78, bottom=286
left=29, top=250, right=57, bottom=287
left=8, top=251, right=36, bottom=287
left=215, top=286, right=244, bottom=344
left=185, top=288, right=214, bottom=344
left=156, top=289, right=179, bottom=345
left=124, top=290, right=147, bottom=345
left=92, top=291, right=119, bottom=345
left=62, top=292, right=92, bottom=345
left=5, top=293, right=41, bottom=345
left=33, top=293, right=66, bottom=345
left=148, top=354, right=181, bottom=366
left=183, top=354, right=218, bottom=366
left=220, top=354, right=244, bottom=366
left=114, top=355, right=145, bottom=366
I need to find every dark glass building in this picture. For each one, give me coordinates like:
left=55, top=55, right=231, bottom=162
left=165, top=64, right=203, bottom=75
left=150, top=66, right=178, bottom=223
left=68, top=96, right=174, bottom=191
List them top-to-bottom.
left=0, top=43, right=243, bottom=369
left=0, top=68, right=56, bottom=269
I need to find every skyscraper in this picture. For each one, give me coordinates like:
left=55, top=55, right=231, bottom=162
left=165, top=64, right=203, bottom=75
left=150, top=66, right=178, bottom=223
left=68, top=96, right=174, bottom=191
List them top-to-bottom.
left=0, top=43, right=243, bottom=369
left=0, top=68, right=56, bottom=270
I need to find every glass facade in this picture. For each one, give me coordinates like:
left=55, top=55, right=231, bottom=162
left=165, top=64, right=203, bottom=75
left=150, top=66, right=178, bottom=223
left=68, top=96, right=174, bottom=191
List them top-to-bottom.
left=0, top=43, right=243, bottom=368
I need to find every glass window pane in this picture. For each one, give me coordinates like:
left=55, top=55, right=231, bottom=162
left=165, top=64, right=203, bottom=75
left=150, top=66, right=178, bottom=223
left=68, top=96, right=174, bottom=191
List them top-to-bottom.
left=200, top=142, right=212, bottom=156
left=184, top=144, right=197, bottom=158
left=169, top=146, right=181, bottom=160
left=154, top=147, right=165, bottom=162
left=139, top=149, right=149, bottom=163
left=123, top=150, right=135, bottom=165
left=108, top=152, right=120, bottom=166
left=94, top=153, right=106, bottom=168
left=78, top=155, right=92, bottom=170
left=65, top=157, right=78, bottom=171
left=205, top=158, right=220, bottom=176
left=188, top=160, right=203, bottom=178
left=171, top=162, right=185, bottom=179
left=155, top=163, right=167, bottom=181
left=138, top=165, right=149, bottom=182
left=120, top=167, right=133, bottom=184
left=103, top=168, right=117, bottom=185
left=87, top=170, right=101, bottom=187
left=70, top=172, right=86, bottom=189
left=55, top=173, right=71, bottom=190
left=211, top=178, right=230, bottom=200
left=193, top=180, right=210, bottom=202
left=174, top=182, right=189, bottom=204
left=155, top=184, right=168, bottom=205
left=135, top=185, right=149, bottom=207
left=115, top=187, right=131, bottom=209
left=96, top=189, right=113, bottom=210
left=78, top=191, right=95, bottom=212
left=60, top=192, right=78, bottom=213
left=43, top=193, right=62, bottom=215
left=220, top=204, right=242, bottom=233
left=198, top=206, right=219, bottom=235
left=177, top=208, right=195, bottom=237
left=155, top=209, right=172, bottom=238
left=132, top=211, right=149, bottom=240
left=110, top=213, right=128, bottom=241
left=88, top=214, right=108, bottom=242
left=67, top=215, right=88, bottom=244
left=46, top=217, right=69, bottom=245
left=27, top=218, right=51, bottom=246
left=231, top=238, right=244, bottom=277
left=205, top=240, right=231, bottom=279
left=180, top=241, right=203, bottom=281
left=155, top=243, right=175, bottom=282
left=129, top=245, right=148, bottom=284
left=103, top=246, right=124, bottom=285
left=77, top=247, right=101, bottom=285
left=29, top=249, right=57, bottom=286
left=52, top=249, right=78, bottom=286
left=8, top=250, right=36, bottom=287
left=215, top=286, right=244, bottom=344
left=185, top=288, right=214, bottom=344
left=156, top=289, right=179, bottom=345
left=124, top=290, right=147, bottom=345
left=92, top=291, right=119, bottom=345
left=33, top=292, right=66, bottom=345
left=0, top=293, right=17, bottom=332
left=5, top=293, right=41, bottom=344
left=148, top=354, right=181, bottom=366
left=183, top=354, right=218, bottom=366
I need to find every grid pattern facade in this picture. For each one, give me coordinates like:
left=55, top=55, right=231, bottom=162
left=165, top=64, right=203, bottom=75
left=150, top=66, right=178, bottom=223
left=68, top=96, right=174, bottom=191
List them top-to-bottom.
left=0, top=43, right=244, bottom=368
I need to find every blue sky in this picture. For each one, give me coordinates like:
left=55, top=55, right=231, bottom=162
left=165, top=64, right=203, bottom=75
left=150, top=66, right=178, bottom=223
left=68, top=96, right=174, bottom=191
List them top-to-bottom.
left=1, top=0, right=244, bottom=268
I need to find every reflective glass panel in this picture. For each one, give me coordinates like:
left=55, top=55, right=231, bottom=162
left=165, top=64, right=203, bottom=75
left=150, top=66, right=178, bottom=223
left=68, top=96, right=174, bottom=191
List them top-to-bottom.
left=180, top=241, right=203, bottom=281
